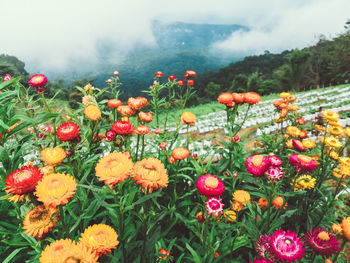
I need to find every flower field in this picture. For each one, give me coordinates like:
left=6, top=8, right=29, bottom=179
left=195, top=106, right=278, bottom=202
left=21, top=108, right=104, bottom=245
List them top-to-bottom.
left=0, top=71, right=350, bottom=263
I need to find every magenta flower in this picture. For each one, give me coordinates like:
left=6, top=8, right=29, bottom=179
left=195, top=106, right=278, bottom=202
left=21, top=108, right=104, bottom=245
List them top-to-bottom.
left=28, top=74, right=47, bottom=87
left=289, top=154, right=318, bottom=173
left=245, top=155, right=270, bottom=177
left=268, top=155, right=282, bottom=167
left=265, top=166, right=284, bottom=182
left=196, top=174, right=224, bottom=198
left=205, top=197, right=224, bottom=216
left=304, top=228, right=340, bottom=257
left=270, top=229, right=305, bottom=262
left=255, top=234, right=276, bottom=261
left=250, top=259, right=273, bottom=263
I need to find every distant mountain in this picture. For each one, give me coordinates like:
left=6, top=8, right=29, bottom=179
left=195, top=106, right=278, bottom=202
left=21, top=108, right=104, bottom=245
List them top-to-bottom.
left=49, top=21, right=249, bottom=97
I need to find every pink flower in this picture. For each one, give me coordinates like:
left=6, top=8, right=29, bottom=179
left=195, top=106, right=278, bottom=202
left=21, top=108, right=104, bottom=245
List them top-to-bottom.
left=2, top=74, right=11, bottom=82
left=28, top=74, right=47, bottom=87
left=154, top=128, right=162, bottom=134
left=159, top=142, right=167, bottom=149
left=289, top=154, right=318, bottom=173
left=245, top=155, right=270, bottom=177
left=268, top=155, right=282, bottom=167
left=265, top=167, right=284, bottom=181
left=196, top=174, right=224, bottom=198
left=205, top=197, right=224, bottom=216
left=304, top=228, right=340, bottom=257
left=270, top=229, right=305, bottom=262
left=255, top=234, right=276, bottom=261
left=250, top=259, right=273, bottom=263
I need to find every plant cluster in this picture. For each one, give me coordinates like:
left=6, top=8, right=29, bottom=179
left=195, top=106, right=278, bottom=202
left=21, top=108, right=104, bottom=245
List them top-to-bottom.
left=0, top=72, right=349, bottom=262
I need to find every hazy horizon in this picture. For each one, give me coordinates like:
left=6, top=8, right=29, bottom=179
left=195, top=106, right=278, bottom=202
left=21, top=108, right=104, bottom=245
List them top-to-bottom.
left=1, top=0, right=349, bottom=74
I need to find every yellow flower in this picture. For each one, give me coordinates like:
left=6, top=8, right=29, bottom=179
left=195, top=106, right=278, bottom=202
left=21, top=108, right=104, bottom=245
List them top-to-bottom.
left=280, top=92, right=290, bottom=99
left=82, top=95, right=95, bottom=107
left=84, top=105, right=101, bottom=121
left=288, top=105, right=298, bottom=111
left=322, top=110, right=339, bottom=122
left=181, top=112, right=196, bottom=125
left=274, top=118, right=285, bottom=123
left=328, top=120, right=342, bottom=127
left=314, top=124, right=326, bottom=132
left=286, top=126, right=300, bottom=137
left=328, top=126, right=343, bottom=136
left=344, top=127, right=350, bottom=137
left=323, top=137, right=342, bottom=149
left=286, top=139, right=293, bottom=148
left=302, top=139, right=316, bottom=149
left=41, top=148, right=66, bottom=166
left=328, top=150, right=339, bottom=160
left=95, top=152, right=133, bottom=186
left=339, top=157, right=350, bottom=166
left=132, top=158, right=168, bottom=193
left=334, top=165, right=350, bottom=179
left=40, top=166, right=55, bottom=176
left=35, top=173, right=77, bottom=208
left=292, top=175, right=316, bottom=191
left=232, top=190, right=251, bottom=206
left=8, top=194, right=27, bottom=203
left=23, top=206, right=58, bottom=237
left=223, top=210, right=237, bottom=223
left=342, top=217, right=350, bottom=241
left=331, top=223, right=343, bottom=235
left=79, top=224, right=119, bottom=256
left=40, top=239, right=98, bottom=263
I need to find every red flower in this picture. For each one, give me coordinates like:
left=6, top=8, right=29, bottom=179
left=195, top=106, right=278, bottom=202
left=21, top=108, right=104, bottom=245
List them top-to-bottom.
left=184, top=70, right=196, bottom=79
left=155, top=71, right=163, bottom=78
left=2, top=74, right=11, bottom=82
left=28, top=74, right=47, bottom=87
left=168, top=75, right=176, bottom=81
left=178, top=80, right=184, bottom=86
left=187, top=80, right=194, bottom=86
left=217, top=92, right=233, bottom=105
left=244, top=92, right=261, bottom=104
left=107, top=99, right=122, bottom=109
left=297, top=117, right=305, bottom=125
left=111, top=121, right=134, bottom=135
left=56, top=122, right=80, bottom=142
left=105, top=130, right=116, bottom=140
left=299, top=130, right=307, bottom=139
left=232, top=135, right=241, bottom=143
left=292, top=139, right=306, bottom=152
left=159, top=142, right=167, bottom=149
left=289, top=154, right=318, bottom=172
left=5, top=166, right=43, bottom=195
left=196, top=174, right=224, bottom=197
left=305, top=228, right=340, bottom=257
left=158, top=248, right=171, bottom=259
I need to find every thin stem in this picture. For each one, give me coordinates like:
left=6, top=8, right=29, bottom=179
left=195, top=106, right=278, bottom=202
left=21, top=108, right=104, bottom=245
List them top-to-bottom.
left=40, top=93, right=57, bottom=147
left=135, top=135, right=140, bottom=161
left=140, top=135, right=145, bottom=160
left=59, top=206, right=69, bottom=237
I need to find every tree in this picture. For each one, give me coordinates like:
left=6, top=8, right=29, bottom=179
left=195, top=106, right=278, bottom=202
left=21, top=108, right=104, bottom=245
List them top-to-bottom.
left=231, top=73, right=248, bottom=92
left=204, top=82, right=222, bottom=100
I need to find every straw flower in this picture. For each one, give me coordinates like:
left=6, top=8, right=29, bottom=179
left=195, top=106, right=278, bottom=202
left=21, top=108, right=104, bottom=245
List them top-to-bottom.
left=84, top=105, right=101, bottom=121
left=322, top=110, right=339, bottom=122
left=181, top=112, right=196, bottom=125
left=41, top=147, right=66, bottom=166
left=35, top=173, right=77, bottom=208
left=196, top=174, right=224, bottom=197
left=23, top=205, right=58, bottom=237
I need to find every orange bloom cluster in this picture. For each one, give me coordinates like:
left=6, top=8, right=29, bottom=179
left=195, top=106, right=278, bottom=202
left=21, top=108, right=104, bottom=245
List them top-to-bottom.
left=217, top=92, right=261, bottom=107
left=273, top=92, right=298, bottom=121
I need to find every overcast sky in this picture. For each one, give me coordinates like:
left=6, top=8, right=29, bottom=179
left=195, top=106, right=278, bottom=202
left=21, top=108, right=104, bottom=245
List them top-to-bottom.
left=1, top=0, right=349, bottom=72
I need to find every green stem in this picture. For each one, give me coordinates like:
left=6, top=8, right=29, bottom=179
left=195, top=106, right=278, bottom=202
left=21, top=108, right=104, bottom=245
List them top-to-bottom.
left=40, top=93, right=57, bottom=147
left=135, top=135, right=140, bottom=161
left=140, top=135, right=145, bottom=160
left=141, top=201, right=149, bottom=263
left=59, top=206, right=69, bottom=237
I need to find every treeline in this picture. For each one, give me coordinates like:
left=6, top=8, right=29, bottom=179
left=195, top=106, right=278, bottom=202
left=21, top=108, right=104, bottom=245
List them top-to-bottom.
left=194, top=29, right=350, bottom=104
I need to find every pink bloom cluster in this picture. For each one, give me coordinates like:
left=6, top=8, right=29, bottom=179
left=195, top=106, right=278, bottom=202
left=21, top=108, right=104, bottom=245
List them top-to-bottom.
left=245, top=155, right=284, bottom=181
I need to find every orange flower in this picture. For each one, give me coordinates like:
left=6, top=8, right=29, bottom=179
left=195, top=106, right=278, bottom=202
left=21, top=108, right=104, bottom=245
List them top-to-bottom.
left=217, top=92, right=233, bottom=105
left=243, top=92, right=261, bottom=104
left=232, top=93, right=244, bottom=104
left=286, top=94, right=296, bottom=103
left=127, top=97, right=148, bottom=111
left=107, top=99, right=122, bottom=109
left=273, top=100, right=285, bottom=108
left=84, top=105, right=101, bottom=121
left=117, top=105, right=135, bottom=116
left=288, top=105, right=298, bottom=111
left=280, top=108, right=288, bottom=118
left=138, top=111, right=153, bottom=123
left=181, top=112, right=196, bottom=125
left=7, top=122, right=21, bottom=133
left=135, top=125, right=150, bottom=135
left=41, top=147, right=66, bottom=166
left=172, top=147, right=190, bottom=160
left=95, top=152, right=133, bottom=186
left=168, top=156, right=176, bottom=164
left=132, top=158, right=168, bottom=193
left=35, top=173, right=77, bottom=208
left=233, top=190, right=250, bottom=206
left=272, top=196, right=287, bottom=209
left=258, top=197, right=269, bottom=210
left=231, top=200, right=243, bottom=212
left=23, top=205, right=58, bottom=237
left=223, top=210, right=237, bottom=223
left=342, top=217, right=350, bottom=241
left=331, top=223, right=342, bottom=235
left=79, top=224, right=119, bottom=256
left=158, top=248, right=171, bottom=260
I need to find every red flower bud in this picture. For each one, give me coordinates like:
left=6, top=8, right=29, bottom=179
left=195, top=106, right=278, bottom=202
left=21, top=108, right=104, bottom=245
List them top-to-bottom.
left=155, top=71, right=163, bottom=78
left=168, top=75, right=175, bottom=81
left=178, top=80, right=184, bottom=86
left=187, top=80, right=194, bottom=86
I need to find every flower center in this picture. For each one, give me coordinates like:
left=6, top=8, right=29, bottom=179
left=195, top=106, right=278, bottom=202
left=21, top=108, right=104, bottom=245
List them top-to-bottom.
left=33, top=76, right=44, bottom=83
left=252, top=155, right=263, bottom=167
left=16, top=171, right=30, bottom=179
left=204, top=177, right=219, bottom=189
left=209, top=200, right=220, bottom=210
left=29, top=209, right=48, bottom=222
left=317, top=231, right=330, bottom=241
left=284, top=238, right=292, bottom=244
left=63, top=256, right=81, bottom=263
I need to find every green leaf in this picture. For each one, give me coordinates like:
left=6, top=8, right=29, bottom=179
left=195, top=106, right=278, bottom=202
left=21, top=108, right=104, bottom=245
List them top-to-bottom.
left=186, top=243, right=202, bottom=263
left=3, top=247, right=27, bottom=263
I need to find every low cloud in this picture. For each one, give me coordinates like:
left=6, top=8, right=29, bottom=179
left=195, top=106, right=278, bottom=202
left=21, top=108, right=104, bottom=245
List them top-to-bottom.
left=213, top=0, right=350, bottom=55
